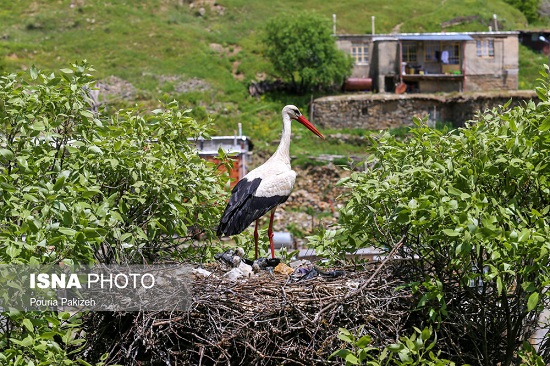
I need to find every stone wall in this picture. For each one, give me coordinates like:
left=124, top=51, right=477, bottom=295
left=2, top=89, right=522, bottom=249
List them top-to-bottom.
left=311, top=90, right=537, bottom=130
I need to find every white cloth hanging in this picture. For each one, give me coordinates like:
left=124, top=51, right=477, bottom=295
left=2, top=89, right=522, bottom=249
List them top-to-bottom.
left=441, top=50, right=449, bottom=64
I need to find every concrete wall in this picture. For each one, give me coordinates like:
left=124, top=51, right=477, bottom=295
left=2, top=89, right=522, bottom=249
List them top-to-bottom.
left=464, top=33, right=519, bottom=91
left=335, top=37, right=372, bottom=78
left=372, top=39, right=400, bottom=92
left=312, top=91, right=537, bottom=130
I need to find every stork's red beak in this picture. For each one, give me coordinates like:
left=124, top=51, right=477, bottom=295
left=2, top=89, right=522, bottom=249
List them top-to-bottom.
left=297, top=115, right=325, bottom=139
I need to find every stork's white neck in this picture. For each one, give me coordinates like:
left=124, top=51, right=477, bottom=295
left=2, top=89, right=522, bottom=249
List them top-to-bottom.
left=270, top=111, right=292, bottom=166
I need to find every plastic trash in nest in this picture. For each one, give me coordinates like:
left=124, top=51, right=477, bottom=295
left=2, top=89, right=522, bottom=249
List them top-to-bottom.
left=214, top=247, right=245, bottom=268
left=249, top=257, right=281, bottom=273
left=224, top=261, right=254, bottom=281
left=290, top=265, right=346, bottom=282
left=192, top=267, right=217, bottom=279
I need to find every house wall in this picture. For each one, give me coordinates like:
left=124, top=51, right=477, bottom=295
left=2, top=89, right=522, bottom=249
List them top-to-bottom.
left=463, top=34, right=519, bottom=91
left=335, top=37, right=372, bottom=78
left=372, top=39, right=400, bottom=92
left=405, top=78, right=463, bottom=93
left=312, top=91, right=536, bottom=130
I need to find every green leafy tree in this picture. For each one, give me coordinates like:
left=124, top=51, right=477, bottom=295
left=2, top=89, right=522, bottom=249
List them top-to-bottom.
left=504, top=0, right=541, bottom=23
left=263, top=13, right=353, bottom=94
left=0, top=62, right=228, bottom=364
left=311, top=67, right=550, bottom=365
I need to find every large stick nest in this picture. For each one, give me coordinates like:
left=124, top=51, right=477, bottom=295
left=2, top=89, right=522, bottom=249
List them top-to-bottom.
left=81, top=262, right=414, bottom=365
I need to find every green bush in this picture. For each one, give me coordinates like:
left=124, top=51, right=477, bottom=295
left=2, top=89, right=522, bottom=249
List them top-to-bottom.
left=0, top=62, right=227, bottom=364
left=0, top=62, right=227, bottom=265
left=311, top=67, right=550, bottom=365
left=330, top=327, right=456, bottom=366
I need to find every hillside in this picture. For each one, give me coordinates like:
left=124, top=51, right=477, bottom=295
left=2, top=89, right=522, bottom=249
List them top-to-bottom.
left=0, top=0, right=548, bottom=156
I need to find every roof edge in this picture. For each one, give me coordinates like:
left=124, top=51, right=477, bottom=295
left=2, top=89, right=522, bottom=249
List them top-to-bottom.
left=335, top=31, right=519, bottom=37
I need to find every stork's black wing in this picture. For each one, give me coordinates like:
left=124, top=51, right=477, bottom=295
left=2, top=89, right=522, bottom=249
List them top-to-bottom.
left=217, top=177, right=288, bottom=236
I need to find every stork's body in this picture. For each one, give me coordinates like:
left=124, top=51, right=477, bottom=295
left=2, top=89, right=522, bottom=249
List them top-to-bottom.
left=217, top=105, right=324, bottom=259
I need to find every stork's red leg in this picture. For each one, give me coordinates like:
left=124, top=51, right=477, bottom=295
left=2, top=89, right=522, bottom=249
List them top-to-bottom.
left=268, top=207, right=276, bottom=259
left=254, top=219, right=260, bottom=259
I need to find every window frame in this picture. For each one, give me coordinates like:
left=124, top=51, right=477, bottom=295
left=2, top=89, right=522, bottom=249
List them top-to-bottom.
left=476, top=39, right=495, bottom=58
left=402, top=42, right=417, bottom=63
left=351, top=44, right=369, bottom=65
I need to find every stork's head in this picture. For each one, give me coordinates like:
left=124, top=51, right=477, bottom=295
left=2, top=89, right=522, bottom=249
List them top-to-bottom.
left=283, top=105, right=325, bottom=139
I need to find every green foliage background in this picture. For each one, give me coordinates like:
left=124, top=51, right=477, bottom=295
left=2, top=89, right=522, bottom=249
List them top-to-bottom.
left=1, top=0, right=550, bottom=363
left=504, top=0, right=542, bottom=23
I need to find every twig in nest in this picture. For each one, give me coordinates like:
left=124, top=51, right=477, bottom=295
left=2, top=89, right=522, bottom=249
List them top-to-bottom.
left=314, top=233, right=407, bottom=323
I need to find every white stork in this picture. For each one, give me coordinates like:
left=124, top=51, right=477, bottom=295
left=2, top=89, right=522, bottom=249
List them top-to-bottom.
left=217, top=105, right=324, bottom=259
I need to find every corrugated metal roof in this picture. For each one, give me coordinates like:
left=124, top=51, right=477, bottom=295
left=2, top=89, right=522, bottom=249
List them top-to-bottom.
left=397, top=34, right=474, bottom=41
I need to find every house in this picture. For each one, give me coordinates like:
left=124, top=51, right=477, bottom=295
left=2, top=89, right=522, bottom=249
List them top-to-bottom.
left=518, top=30, right=550, bottom=54
left=336, top=31, right=519, bottom=93
left=190, top=132, right=253, bottom=188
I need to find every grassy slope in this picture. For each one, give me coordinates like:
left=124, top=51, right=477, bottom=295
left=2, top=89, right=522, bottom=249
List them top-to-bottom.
left=0, top=0, right=545, bottom=158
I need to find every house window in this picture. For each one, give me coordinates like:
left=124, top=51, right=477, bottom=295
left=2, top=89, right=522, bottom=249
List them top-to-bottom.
left=476, top=39, right=495, bottom=57
left=402, top=42, right=417, bottom=62
left=425, top=42, right=460, bottom=64
left=425, top=42, right=439, bottom=62
left=442, top=43, right=460, bottom=64
left=351, top=44, right=369, bottom=65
